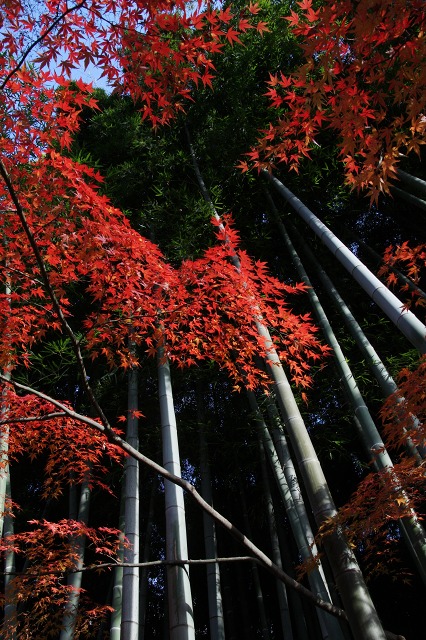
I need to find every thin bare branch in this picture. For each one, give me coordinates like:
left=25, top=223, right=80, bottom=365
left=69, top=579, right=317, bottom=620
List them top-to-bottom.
left=1, top=1, right=88, bottom=90
left=0, top=412, right=66, bottom=425
left=3, top=556, right=266, bottom=577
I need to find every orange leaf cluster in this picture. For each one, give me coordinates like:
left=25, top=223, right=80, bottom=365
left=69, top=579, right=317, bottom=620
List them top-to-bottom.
left=0, top=0, right=265, bottom=130
left=246, top=0, right=426, bottom=201
left=0, top=152, right=327, bottom=385
left=379, top=242, right=426, bottom=309
left=300, top=355, right=426, bottom=581
left=381, top=355, right=426, bottom=452
left=1, top=390, right=124, bottom=498
left=312, top=457, right=426, bottom=580
left=0, top=519, right=120, bottom=639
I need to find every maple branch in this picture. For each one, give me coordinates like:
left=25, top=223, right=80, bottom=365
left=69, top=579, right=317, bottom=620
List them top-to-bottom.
left=0, top=1, right=88, bottom=90
left=89, top=8, right=143, bottom=38
left=185, top=123, right=218, bottom=214
left=0, top=158, right=109, bottom=429
left=0, top=266, right=44, bottom=288
left=0, top=373, right=347, bottom=623
left=0, top=375, right=109, bottom=432
left=0, top=412, right=66, bottom=425
left=3, top=556, right=265, bottom=577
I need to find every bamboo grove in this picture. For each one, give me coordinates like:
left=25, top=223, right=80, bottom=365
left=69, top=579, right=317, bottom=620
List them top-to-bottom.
left=0, top=1, right=425, bottom=639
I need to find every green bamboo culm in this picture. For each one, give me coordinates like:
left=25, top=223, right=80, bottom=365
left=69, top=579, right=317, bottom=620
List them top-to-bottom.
left=158, top=344, right=195, bottom=640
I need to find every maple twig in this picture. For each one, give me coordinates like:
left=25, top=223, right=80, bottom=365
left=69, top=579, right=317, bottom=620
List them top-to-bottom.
left=1, top=1, right=88, bottom=90
left=185, top=123, right=218, bottom=213
left=0, top=158, right=109, bottom=429
left=0, top=266, right=44, bottom=288
left=0, top=412, right=66, bottom=425
left=2, top=556, right=264, bottom=577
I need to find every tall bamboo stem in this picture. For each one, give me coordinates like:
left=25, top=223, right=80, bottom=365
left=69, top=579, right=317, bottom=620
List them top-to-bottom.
left=264, top=171, right=426, bottom=354
left=158, top=346, right=195, bottom=640
left=121, top=361, right=140, bottom=640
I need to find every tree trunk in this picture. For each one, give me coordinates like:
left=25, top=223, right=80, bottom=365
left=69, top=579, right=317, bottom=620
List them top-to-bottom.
left=397, top=169, right=426, bottom=200
left=264, top=170, right=426, bottom=354
left=391, top=185, right=426, bottom=214
left=284, top=218, right=424, bottom=461
left=0, top=267, right=11, bottom=538
left=256, top=316, right=387, bottom=639
left=158, top=346, right=195, bottom=640
left=121, top=361, right=140, bottom=640
left=197, top=384, right=225, bottom=640
left=247, top=390, right=344, bottom=640
left=262, top=391, right=325, bottom=571
left=0, top=394, right=9, bottom=539
left=258, top=438, right=293, bottom=640
left=4, top=470, right=16, bottom=640
left=59, top=471, right=91, bottom=640
left=138, top=481, right=155, bottom=640
left=238, top=482, right=270, bottom=640
left=111, top=486, right=125, bottom=640
left=276, top=520, right=311, bottom=640
left=221, top=565, right=238, bottom=640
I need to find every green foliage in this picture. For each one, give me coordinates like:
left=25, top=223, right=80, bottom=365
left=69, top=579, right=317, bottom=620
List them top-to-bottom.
left=21, top=338, right=79, bottom=389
